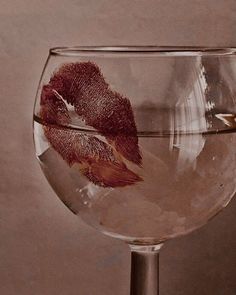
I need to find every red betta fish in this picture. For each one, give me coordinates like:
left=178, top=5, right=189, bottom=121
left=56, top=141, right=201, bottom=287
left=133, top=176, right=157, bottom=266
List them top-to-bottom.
left=40, top=62, right=142, bottom=188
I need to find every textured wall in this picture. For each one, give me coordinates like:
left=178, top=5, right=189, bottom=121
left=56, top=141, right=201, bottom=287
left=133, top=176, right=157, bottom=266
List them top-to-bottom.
left=0, top=1, right=235, bottom=294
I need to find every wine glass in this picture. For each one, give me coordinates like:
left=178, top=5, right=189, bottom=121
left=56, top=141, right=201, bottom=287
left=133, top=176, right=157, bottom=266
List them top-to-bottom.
left=33, top=46, right=236, bottom=295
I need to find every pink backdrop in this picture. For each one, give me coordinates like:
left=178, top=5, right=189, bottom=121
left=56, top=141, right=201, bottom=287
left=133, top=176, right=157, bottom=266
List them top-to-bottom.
left=0, top=1, right=235, bottom=294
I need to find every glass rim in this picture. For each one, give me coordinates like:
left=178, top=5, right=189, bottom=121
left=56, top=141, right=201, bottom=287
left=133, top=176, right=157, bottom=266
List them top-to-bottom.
left=50, top=46, right=236, bottom=57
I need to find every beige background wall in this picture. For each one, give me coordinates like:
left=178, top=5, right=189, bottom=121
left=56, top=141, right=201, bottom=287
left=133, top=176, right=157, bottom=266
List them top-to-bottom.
left=0, top=1, right=235, bottom=294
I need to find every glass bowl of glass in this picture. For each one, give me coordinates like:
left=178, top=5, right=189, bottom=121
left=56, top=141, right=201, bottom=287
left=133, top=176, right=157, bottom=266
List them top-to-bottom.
left=33, top=46, right=236, bottom=295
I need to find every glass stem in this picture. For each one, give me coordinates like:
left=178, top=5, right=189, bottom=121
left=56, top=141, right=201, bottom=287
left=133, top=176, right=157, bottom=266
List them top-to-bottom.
left=129, top=244, right=163, bottom=295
